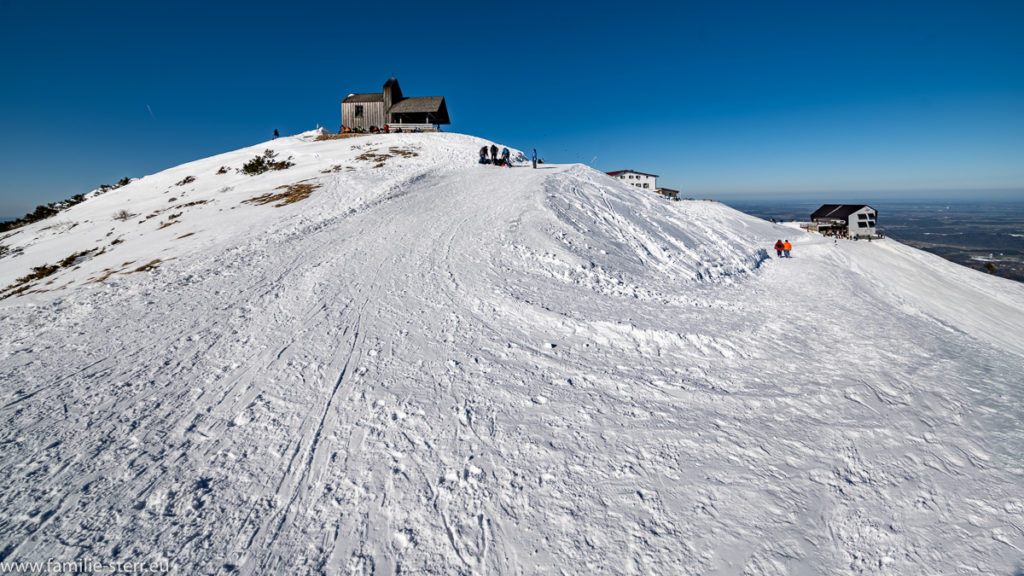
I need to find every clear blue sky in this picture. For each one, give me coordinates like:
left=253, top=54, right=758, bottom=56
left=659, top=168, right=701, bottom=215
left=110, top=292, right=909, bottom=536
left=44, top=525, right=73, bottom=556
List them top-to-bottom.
left=2, top=0, right=1023, bottom=217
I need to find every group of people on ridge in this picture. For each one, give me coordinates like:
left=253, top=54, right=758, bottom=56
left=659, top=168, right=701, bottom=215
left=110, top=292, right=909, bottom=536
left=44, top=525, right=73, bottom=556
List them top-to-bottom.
left=341, top=125, right=408, bottom=134
left=480, top=145, right=511, bottom=167
left=774, top=239, right=792, bottom=258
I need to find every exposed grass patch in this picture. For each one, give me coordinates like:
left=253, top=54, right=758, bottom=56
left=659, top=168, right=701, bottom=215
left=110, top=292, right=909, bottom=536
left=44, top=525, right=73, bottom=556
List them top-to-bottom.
left=315, top=133, right=365, bottom=141
left=389, top=146, right=419, bottom=158
left=355, top=147, right=418, bottom=168
left=356, top=151, right=392, bottom=164
left=320, top=165, right=346, bottom=174
left=216, top=166, right=230, bottom=175
left=175, top=176, right=196, bottom=186
left=243, top=182, right=320, bottom=207
left=144, top=200, right=209, bottom=224
left=114, top=210, right=136, bottom=222
left=157, top=212, right=183, bottom=229
left=40, top=220, right=79, bottom=233
left=176, top=232, right=195, bottom=239
left=0, top=245, right=8, bottom=258
left=0, top=248, right=102, bottom=299
left=58, top=249, right=98, bottom=268
left=92, top=258, right=167, bottom=282
left=129, top=259, right=170, bottom=273
left=92, top=263, right=131, bottom=283
left=17, top=264, right=59, bottom=284
left=3, top=284, right=31, bottom=299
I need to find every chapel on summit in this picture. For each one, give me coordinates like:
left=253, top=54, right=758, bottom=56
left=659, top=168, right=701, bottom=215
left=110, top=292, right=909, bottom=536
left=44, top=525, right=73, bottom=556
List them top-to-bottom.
left=341, top=78, right=450, bottom=132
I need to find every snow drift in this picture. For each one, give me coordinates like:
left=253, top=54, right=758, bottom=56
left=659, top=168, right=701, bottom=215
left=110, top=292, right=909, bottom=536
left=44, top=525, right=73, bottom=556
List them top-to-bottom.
left=1, top=131, right=1023, bottom=575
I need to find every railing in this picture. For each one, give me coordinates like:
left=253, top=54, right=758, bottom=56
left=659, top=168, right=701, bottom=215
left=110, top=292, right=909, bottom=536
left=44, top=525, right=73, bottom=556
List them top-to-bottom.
left=388, top=123, right=439, bottom=133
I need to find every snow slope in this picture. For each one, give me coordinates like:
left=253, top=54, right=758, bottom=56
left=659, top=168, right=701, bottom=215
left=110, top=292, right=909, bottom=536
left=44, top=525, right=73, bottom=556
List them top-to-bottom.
left=1, top=131, right=1023, bottom=575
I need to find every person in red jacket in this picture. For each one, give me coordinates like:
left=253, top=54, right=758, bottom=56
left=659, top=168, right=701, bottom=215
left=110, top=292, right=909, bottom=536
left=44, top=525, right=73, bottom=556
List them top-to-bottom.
left=774, top=240, right=784, bottom=257
left=783, top=240, right=792, bottom=258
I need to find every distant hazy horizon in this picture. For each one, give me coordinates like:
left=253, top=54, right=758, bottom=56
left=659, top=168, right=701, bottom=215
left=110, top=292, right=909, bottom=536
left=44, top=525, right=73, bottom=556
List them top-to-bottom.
left=3, top=186, right=1022, bottom=223
left=713, top=188, right=1024, bottom=205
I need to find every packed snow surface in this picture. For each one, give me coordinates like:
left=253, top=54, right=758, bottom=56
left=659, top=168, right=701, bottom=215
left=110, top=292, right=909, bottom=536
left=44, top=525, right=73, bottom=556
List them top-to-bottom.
left=1, top=132, right=1023, bottom=575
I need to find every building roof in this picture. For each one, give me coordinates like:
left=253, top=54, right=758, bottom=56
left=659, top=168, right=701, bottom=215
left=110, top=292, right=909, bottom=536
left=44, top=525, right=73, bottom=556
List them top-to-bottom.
left=342, top=93, right=383, bottom=103
left=388, top=96, right=446, bottom=114
left=606, top=170, right=659, bottom=178
left=810, top=204, right=875, bottom=220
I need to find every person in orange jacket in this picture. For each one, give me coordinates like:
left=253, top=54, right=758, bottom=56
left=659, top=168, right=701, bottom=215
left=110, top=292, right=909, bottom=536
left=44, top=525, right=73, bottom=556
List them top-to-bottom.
left=774, top=239, right=784, bottom=257
left=783, top=240, right=792, bottom=258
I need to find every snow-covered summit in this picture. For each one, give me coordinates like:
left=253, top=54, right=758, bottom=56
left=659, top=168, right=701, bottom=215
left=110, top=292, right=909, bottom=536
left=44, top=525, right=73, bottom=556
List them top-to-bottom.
left=1, top=131, right=1023, bottom=574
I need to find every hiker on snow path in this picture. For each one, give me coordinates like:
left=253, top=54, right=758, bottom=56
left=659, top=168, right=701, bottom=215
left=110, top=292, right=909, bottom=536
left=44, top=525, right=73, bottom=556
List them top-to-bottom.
left=490, top=145, right=498, bottom=166
left=774, top=240, right=784, bottom=257
left=783, top=240, right=792, bottom=258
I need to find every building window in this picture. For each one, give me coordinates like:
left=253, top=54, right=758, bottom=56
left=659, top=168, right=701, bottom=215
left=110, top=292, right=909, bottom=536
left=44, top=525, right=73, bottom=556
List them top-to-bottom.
left=355, top=105, right=364, bottom=118
left=643, top=183, right=649, bottom=188
left=859, top=214, right=868, bottom=219
left=858, top=222, right=869, bottom=228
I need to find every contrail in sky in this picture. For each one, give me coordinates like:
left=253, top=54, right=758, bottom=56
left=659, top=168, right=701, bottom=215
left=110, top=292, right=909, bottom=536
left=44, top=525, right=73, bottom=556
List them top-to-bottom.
left=146, top=104, right=156, bottom=120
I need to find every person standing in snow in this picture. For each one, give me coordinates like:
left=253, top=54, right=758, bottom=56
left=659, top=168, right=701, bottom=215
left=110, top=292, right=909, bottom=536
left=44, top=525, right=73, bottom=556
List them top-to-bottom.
left=273, top=129, right=279, bottom=139
left=490, top=145, right=499, bottom=166
left=479, top=146, right=490, bottom=164
left=501, top=147, right=511, bottom=167
left=532, top=148, right=537, bottom=169
left=774, top=240, right=784, bottom=257
left=783, top=240, right=792, bottom=258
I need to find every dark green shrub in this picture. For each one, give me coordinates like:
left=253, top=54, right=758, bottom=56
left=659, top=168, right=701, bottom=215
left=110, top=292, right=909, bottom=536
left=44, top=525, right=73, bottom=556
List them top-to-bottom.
left=241, top=149, right=294, bottom=175
left=0, top=179, right=122, bottom=233
left=29, top=204, right=59, bottom=221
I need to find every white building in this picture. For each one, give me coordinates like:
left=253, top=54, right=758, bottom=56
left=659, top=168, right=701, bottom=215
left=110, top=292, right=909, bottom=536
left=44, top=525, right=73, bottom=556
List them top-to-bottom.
left=607, top=170, right=658, bottom=191
left=810, top=204, right=878, bottom=237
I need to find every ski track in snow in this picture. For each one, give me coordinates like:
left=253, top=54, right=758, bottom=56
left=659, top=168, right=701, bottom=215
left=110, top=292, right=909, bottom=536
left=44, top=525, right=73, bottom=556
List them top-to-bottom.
left=1, top=132, right=1023, bottom=575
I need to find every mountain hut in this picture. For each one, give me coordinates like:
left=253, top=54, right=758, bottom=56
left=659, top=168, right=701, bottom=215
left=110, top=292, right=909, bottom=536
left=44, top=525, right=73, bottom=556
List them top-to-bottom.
left=341, top=78, right=450, bottom=132
left=810, top=204, right=878, bottom=237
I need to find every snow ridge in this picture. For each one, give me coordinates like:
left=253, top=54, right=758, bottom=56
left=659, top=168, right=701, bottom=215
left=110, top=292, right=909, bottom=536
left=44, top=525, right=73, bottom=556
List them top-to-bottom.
left=1, top=131, right=1023, bottom=575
